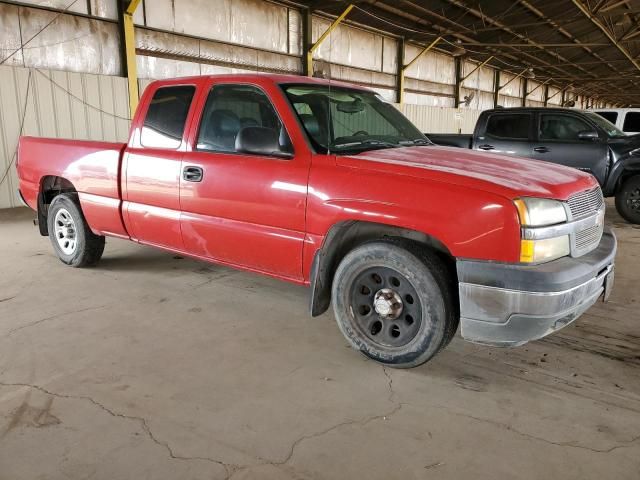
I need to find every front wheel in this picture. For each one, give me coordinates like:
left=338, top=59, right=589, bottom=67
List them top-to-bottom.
left=615, top=175, right=640, bottom=224
left=47, top=193, right=105, bottom=267
left=331, top=241, right=458, bottom=368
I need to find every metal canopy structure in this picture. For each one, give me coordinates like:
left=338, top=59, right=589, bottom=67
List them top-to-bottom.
left=295, top=0, right=640, bottom=106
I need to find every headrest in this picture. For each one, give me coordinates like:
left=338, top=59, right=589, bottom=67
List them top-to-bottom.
left=210, top=109, right=241, bottom=135
left=299, top=114, right=321, bottom=138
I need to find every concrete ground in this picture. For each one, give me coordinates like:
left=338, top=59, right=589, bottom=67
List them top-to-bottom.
left=0, top=200, right=639, bottom=480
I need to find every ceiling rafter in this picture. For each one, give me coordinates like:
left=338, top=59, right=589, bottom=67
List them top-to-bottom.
left=291, top=0, right=640, bottom=105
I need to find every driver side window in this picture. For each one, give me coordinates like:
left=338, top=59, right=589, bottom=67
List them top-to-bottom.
left=196, top=84, right=292, bottom=155
left=539, top=114, right=592, bottom=141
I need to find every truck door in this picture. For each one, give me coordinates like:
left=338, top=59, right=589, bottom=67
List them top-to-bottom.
left=179, top=82, right=309, bottom=281
left=122, top=84, right=196, bottom=250
left=474, top=112, right=534, bottom=158
left=533, top=112, right=608, bottom=185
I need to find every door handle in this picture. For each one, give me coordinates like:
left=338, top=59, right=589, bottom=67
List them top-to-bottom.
left=478, top=144, right=495, bottom=151
left=534, top=146, right=550, bottom=153
left=183, top=166, right=203, bottom=182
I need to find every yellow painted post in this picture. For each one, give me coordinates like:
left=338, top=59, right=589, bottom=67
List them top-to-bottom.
left=124, top=0, right=141, bottom=115
left=307, top=4, right=354, bottom=76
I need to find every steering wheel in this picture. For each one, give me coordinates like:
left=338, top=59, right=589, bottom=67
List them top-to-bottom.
left=353, top=130, right=369, bottom=136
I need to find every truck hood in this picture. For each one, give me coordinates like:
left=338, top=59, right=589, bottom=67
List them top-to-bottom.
left=337, top=145, right=598, bottom=200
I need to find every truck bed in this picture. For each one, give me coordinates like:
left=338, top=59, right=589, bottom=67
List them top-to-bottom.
left=426, top=133, right=473, bottom=149
left=18, top=136, right=128, bottom=238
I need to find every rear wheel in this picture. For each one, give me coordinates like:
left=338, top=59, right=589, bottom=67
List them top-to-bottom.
left=615, top=175, right=640, bottom=224
left=47, top=194, right=105, bottom=267
left=331, top=240, right=457, bottom=368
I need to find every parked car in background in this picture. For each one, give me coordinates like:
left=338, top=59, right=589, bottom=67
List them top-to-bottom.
left=16, top=75, right=616, bottom=368
left=428, top=107, right=640, bottom=224
left=592, top=108, right=640, bottom=136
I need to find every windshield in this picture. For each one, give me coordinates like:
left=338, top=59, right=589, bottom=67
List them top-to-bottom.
left=282, top=84, right=430, bottom=154
left=583, top=111, right=626, bottom=138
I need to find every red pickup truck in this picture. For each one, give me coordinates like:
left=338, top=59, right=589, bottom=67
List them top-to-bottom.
left=17, top=74, right=616, bottom=368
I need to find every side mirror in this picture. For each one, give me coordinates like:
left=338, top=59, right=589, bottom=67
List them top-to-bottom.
left=235, top=126, right=293, bottom=158
left=577, top=130, right=599, bottom=141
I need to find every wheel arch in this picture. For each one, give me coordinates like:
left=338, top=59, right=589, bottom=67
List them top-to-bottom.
left=37, top=175, right=78, bottom=236
left=309, top=220, right=456, bottom=317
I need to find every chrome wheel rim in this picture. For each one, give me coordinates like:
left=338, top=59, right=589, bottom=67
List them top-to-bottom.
left=54, top=208, right=77, bottom=255
left=349, top=267, right=422, bottom=348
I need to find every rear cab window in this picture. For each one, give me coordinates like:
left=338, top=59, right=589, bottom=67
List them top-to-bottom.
left=141, top=85, right=196, bottom=149
left=623, top=112, right=640, bottom=133
left=485, top=113, right=531, bottom=140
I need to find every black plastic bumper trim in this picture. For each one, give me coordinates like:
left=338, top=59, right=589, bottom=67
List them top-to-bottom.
left=456, top=228, right=617, bottom=293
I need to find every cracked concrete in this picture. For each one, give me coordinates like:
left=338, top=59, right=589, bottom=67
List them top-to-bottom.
left=1, top=201, right=639, bottom=479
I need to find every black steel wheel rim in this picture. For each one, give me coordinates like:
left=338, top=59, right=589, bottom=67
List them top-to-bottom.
left=628, top=187, right=640, bottom=212
left=349, top=266, right=422, bottom=348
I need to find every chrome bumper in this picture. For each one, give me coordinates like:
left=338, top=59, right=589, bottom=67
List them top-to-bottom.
left=457, top=229, right=617, bottom=347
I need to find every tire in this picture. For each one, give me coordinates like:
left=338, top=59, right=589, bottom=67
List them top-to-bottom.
left=615, top=175, right=640, bottom=224
left=47, top=193, right=105, bottom=267
left=331, top=240, right=458, bottom=368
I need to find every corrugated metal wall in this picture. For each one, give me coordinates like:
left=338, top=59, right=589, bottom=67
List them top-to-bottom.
left=0, top=65, right=130, bottom=209
left=398, top=104, right=481, bottom=134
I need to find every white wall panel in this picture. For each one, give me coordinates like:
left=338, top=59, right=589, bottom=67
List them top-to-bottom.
left=18, top=0, right=88, bottom=15
left=90, top=0, right=118, bottom=20
left=145, top=0, right=289, bottom=54
left=0, top=4, right=24, bottom=67
left=1, top=5, right=122, bottom=75
left=288, top=8, right=302, bottom=56
left=312, top=16, right=383, bottom=72
left=382, top=37, right=398, bottom=75
left=404, top=47, right=455, bottom=85
left=461, top=61, right=494, bottom=92
left=0, top=65, right=130, bottom=209
left=499, top=72, right=523, bottom=98
left=526, top=80, right=545, bottom=102
left=547, top=86, right=562, bottom=106
left=499, top=95, right=522, bottom=108
left=397, top=104, right=481, bottom=134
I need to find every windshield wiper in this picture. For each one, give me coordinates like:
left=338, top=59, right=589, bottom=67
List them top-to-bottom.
left=398, top=138, right=432, bottom=146
left=332, top=139, right=399, bottom=150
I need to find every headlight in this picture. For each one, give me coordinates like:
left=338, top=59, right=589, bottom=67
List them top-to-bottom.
left=514, top=198, right=570, bottom=263
left=514, top=198, right=567, bottom=227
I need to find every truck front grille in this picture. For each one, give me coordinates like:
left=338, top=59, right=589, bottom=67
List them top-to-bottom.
left=568, top=186, right=605, bottom=257
left=567, top=187, right=604, bottom=219
left=575, top=223, right=604, bottom=252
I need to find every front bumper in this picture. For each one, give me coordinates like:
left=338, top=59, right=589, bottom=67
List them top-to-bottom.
left=457, top=229, right=617, bottom=346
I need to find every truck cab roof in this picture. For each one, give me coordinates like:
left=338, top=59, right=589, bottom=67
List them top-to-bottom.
left=145, top=73, right=373, bottom=92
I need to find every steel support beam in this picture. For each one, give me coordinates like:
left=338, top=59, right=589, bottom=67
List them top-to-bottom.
left=123, top=0, right=141, bottom=115
left=571, top=0, right=640, bottom=75
left=306, top=4, right=353, bottom=77
left=302, top=8, right=313, bottom=77
left=398, top=36, right=441, bottom=104
left=396, top=37, right=405, bottom=103
left=454, top=56, right=461, bottom=108
left=493, top=70, right=500, bottom=107
left=522, top=78, right=528, bottom=107
left=543, top=83, right=549, bottom=107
